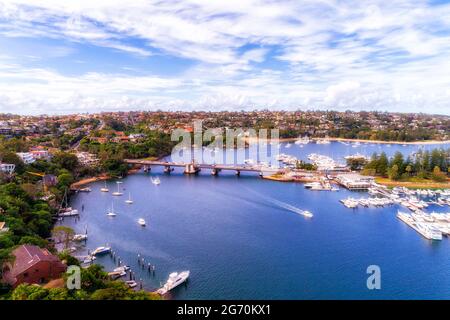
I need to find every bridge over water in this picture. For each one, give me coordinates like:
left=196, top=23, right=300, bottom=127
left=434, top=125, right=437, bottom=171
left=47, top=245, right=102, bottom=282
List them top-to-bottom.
left=124, top=159, right=284, bottom=176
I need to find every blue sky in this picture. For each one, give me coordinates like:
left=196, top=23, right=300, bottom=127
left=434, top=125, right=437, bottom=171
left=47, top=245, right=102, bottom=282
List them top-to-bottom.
left=0, top=0, right=450, bottom=115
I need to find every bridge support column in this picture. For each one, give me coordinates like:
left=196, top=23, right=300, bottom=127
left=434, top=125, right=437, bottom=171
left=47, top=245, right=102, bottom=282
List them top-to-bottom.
left=184, top=163, right=200, bottom=174
left=143, top=165, right=151, bottom=172
left=164, top=166, right=173, bottom=174
left=211, top=168, right=221, bottom=176
left=235, top=170, right=240, bottom=176
left=259, top=171, right=263, bottom=177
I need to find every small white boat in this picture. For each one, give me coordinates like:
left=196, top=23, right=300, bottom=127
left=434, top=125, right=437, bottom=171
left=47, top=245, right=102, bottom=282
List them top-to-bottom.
left=151, top=177, right=161, bottom=185
left=100, top=181, right=109, bottom=192
left=79, top=187, right=91, bottom=192
left=125, top=193, right=133, bottom=204
left=58, top=208, right=79, bottom=217
left=302, top=210, right=313, bottom=218
left=138, top=218, right=146, bottom=226
left=73, top=234, right=88, bottom=241
left=91, top=246, right=111, bottom=256
left=113, top=265, right=131, bottom=273
left=156, top=271, right=190, bottom=295
left=126, top=280, right=138, bottom=288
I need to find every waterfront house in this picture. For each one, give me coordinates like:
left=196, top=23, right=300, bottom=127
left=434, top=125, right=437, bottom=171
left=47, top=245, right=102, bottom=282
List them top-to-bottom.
left=16, top=152, right=36, bottom=164
left=0, top=162, right=15, bottom=175
left=2, top=245, right=67, bottom=288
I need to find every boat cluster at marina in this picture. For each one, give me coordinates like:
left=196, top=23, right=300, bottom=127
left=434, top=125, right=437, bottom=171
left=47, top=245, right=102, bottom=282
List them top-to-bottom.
left=308, top=153, right=347, bottom=171
left=339, top=183, right=450, bottom=241
left=397, top=211, right=450, bottom=240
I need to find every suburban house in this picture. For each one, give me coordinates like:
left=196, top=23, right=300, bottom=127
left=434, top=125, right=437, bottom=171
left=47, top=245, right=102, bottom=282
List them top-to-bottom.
left=16, top=152, right=36, bottom=164
left=0, top=162, right=15, bottom=175
left=1, top=245, right=67, bottom=288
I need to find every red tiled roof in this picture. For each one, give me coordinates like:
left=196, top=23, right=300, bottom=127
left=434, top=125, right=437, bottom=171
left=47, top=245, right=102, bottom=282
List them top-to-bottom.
left=9, top=245, right=62, bottom=277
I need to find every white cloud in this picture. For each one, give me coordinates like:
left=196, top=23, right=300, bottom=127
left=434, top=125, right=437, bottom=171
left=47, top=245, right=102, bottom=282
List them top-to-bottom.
left=0, top=0, right=449, bottom=114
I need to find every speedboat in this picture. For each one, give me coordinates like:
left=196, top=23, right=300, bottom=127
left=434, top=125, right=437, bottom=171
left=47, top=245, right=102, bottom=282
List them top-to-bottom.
left=151, top=177, right=161, bottom=185
left=302, top=210, right=313, bottom=218
left=138, top=218, right=146, bottom=226
left=73, top=234, right=88, bottom=241
left=91, top=246, right=111, bottom=256
left=156, top=271, right=190, bottom=295
left=126, top=280, right=138, bottom=288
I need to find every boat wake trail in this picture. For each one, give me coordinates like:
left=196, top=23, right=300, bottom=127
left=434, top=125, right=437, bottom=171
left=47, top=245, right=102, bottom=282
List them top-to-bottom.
left=242, top=187, right=313, bottom=218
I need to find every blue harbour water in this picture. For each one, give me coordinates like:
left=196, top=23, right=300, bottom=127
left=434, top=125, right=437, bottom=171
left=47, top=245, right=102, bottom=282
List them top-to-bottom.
left=63, top=141, right=450, bottom=299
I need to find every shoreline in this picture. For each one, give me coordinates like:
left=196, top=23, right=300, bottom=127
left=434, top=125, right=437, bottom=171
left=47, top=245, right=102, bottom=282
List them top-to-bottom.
left=244, top=136, right=450, bottom=145
left=70, top=168, right=141, bottom=189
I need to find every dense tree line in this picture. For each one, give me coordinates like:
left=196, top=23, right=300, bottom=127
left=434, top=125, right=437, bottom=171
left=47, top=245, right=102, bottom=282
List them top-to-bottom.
left=362, top=149, right=449, bottom=182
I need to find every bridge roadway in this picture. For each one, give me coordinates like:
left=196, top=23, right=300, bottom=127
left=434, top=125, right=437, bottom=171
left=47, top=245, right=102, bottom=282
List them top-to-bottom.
left=124, top=159, right=283, bottom=174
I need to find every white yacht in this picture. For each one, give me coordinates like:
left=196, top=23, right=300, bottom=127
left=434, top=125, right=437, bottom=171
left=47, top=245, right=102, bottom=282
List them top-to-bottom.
left=151, top=177, right=161, bottom=185
left=100, top=181, right=109, bottom=192
left=125, top=193, right=133, bottom=204
left=58, top=207, right=79, bottom=217
left=138, top=218, right=146, bottom=226
left=73, top=234, right=88, bottom=241
left=91, top=246, right=111, bottom=256
left=156, top=271, right=190, bottom=295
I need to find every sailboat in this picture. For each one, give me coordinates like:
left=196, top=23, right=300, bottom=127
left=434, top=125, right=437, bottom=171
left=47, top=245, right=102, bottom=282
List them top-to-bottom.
left=151, top=177, right=161, bottom=185
left=100, top=181, right=109, bottom=192
left=112, top=182, right=123, bottom=196
left=58, top=188, right=79, bottom=217
left=125, top=192, right=133, bottom=204
left=107, top=203, right=117, bottom=217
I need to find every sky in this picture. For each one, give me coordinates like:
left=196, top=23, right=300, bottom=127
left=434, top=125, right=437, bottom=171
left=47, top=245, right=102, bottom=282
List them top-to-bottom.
left=0, top=0, right=450, bottom=115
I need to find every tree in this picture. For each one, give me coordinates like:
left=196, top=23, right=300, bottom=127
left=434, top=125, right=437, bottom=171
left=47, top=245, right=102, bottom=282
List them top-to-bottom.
left=52, top=152, right=79, bottom=172
left=377, top=152, right=389, bottom=177
left=388, top=164, right=400, bottom=181
left=405, top=165, right=412, bottom=176
left=431, top=166, right=447, bottom=182
left=57, top=172, right=74, bottom=190
left=52, top=226, right=75, bottom=250
left=11, top=284, right=49, bottom=300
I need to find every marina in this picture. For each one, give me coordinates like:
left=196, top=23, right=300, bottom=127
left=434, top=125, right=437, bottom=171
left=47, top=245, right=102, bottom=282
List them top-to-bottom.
left=60, top=141, right=450, bottom=299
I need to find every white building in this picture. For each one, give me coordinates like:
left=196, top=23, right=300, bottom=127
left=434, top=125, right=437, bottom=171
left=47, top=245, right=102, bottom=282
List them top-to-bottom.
left=16, top=152, right=36, bottom=164
left=0, top=162, right=15, bottom=174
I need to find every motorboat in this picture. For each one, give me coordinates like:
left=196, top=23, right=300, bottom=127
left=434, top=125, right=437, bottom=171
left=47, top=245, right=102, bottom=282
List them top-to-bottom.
left=151, top=177, right=161, bottom=185
left=138, top=218, right=146, bottom=226
left=73, top=234, right=88, bottom=241
left=91, top=246, right=111, bottom=256
left=156, top=271, right=190, bottom=295
left=126, top=280, right=138, bottom=288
